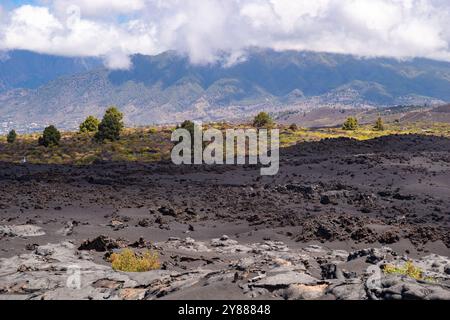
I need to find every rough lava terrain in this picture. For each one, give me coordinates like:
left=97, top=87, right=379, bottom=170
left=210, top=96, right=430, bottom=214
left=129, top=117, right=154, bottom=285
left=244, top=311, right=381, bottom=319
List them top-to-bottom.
left=0, top=134, right=450, bottom=300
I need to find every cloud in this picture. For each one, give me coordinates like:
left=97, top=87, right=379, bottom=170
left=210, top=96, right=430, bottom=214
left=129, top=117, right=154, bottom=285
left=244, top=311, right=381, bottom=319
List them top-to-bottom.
left=1, top=0, right=450, bottom=69
left=50, top=0, right=146, bottom=17
left=0, top=4, right=159, bottom=69
left=103, top=50, right=132, bottom=69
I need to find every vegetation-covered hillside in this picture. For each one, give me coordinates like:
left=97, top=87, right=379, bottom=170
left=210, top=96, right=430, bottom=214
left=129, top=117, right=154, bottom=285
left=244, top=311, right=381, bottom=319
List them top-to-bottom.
left=1, top=121, right=450, bottom=165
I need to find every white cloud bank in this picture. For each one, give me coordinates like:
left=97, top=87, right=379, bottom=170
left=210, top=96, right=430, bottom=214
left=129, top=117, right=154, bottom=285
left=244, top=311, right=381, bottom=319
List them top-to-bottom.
left=1, top=0, right=450, bottom=69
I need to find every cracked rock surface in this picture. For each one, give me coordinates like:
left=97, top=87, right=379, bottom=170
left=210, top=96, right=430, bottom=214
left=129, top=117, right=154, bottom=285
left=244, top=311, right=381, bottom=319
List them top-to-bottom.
left=1, top=237, right=449, bottom=300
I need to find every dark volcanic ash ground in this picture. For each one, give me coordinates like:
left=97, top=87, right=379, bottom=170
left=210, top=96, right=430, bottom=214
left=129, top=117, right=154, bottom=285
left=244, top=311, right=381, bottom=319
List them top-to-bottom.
left=0, top=134, right=450, bottom=300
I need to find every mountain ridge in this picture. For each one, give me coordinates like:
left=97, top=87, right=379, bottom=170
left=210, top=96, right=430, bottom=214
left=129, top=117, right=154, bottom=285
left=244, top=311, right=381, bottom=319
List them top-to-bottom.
left=1, top=49, right=450, bottom=133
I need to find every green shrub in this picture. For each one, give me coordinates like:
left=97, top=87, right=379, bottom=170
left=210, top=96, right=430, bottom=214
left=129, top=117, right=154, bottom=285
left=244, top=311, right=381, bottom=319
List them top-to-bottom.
left=95, top=107, right=124, bottom=142
left=253, top=112, right=274, bottom=128
left=79, top=116, right=100, bottom=133
left=342, top=117, right=358, bottom=131
left=374, top=117, right=385, bottom=131
left=179, top=120, right=195, bottom=135
left=289, top=123, right=298, bottom=131
left=38, top=125, right=61, bottom=147
left=7, top=130, right=17, bottom=144
left=110, top=249, right=160, bottom=272
left=383, top=261, right=433, bottom=281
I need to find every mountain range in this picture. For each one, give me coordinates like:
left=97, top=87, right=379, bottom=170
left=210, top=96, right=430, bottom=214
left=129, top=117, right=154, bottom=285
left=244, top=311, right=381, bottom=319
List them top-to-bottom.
left=1, top=49, right=450, bottom=133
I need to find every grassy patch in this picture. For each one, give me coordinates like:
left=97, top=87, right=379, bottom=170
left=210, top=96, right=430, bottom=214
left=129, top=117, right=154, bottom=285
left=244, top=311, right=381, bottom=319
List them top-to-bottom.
left=1, top=122, right=450, bottom=164
left=279, top=122, right=450, bottom=147
left=0, top=126, right=173, bottom=164
left=110, top=249, right=161, bottom=272
left=383, top=261, right=434, bottom=281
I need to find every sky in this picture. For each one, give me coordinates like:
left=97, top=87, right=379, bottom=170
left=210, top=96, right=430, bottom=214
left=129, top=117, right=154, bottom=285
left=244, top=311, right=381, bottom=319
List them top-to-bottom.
left=1, top=0, right=450, bottom=69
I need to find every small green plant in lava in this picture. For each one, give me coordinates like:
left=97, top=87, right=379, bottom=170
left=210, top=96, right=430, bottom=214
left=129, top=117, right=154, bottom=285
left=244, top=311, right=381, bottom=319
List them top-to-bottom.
left=110, top=249, right=160, bottom=272
left=383, top=261, right=435, bottom=282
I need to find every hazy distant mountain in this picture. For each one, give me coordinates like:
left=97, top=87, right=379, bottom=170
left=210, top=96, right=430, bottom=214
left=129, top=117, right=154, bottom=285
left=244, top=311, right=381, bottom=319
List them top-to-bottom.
left=1, top=49, right=450, bottom=132
left=0, top=50, right=101, bottom=92
left=275, top=104, right=450, bottom=128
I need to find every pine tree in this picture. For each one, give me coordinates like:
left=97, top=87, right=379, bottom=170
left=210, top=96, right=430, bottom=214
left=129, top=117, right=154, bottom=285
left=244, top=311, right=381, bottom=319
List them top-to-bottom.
left=95, top=107, right=124, bottom=142
left=253, top=112, right=274, bottom=128
left=80, top=116, right=100, bottom=133
left=342, top=117, right=358, bottom=130
left=374, top=117, right=385, bottom=131
left=38, top=126, right=61, bottom=147
left=7, top=130, right=17, bottom=144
